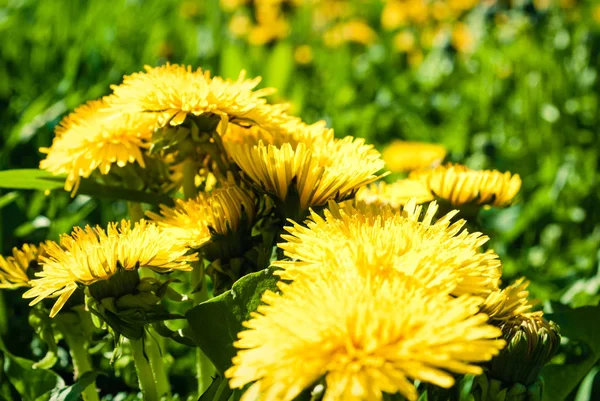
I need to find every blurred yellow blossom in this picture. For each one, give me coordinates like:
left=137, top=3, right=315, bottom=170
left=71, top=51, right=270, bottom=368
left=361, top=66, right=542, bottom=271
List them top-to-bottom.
left=381, top=1, right=409, bottom=30
left=593, top=5, right=600, bottom=24
left=228, top=14, right=252, bottom=37
left=324, top=19, right=377, bottom=47
left=452, top=22, right=475, bottom=53
left=393, top=30, right=416, bottom=52
left=294, top=44, right=314, bottom=65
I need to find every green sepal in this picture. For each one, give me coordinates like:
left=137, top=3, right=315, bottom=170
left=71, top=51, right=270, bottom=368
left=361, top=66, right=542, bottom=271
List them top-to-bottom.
left=472, top=374, right=543, bottom=401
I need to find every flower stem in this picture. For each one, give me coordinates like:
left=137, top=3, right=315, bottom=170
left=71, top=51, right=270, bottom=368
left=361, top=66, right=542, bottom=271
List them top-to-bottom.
left=182, top=158, right=197, bottom=200
left=127, top=202, right=145, bottom=222
left=192, top=264, right=216, bottom=395
left=62, top=329, right=100, bottom=401
left=145, top=330, right=171, bottom=398
left=130, top=337, right=159, bottom=401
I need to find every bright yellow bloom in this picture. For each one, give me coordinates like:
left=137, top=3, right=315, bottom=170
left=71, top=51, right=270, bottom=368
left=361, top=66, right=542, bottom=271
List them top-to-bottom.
left=220, top=0, right=248, bottom=12
left=448, top=0, right=478, bottom=13
left=381, top=1, right=408, bottom=30
left=594, top=5, right=600, bottom=24
left=228, top=14, right=252, bottom=38
left=248, top=20, right=290, bottom=45
left=324, top=20, right=377, bottom=47
left=451, top=22, right=475, bottom=53
left=393, top=31, right=416, bottom=52
left=294, top=44, right=314, bottom=65
left=109, top=64, right=291, bottom=130
left=40, top=99, right=156, bottom=192
left=224, top=126, right=385, bottom=211
left=382, top=140, right=447, bottom=173
left=410, top=163, right=522, bottom=207
left=353, top=179, right=433, bottom=208
left=147, top=183, right=256, bottom=249
left=275, top=200, right=501, bottom=297
left=23, top=220, right=197, bottom=317
left=0, top=243, right=46, bottom=289
left=226, top=268, right=505, bottom=401
left=481, top=278, right=536, bottom=322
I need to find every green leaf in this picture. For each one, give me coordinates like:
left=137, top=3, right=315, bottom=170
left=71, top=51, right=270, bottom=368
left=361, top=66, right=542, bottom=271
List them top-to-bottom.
left=220, top=41, right=248, bottom=80
left=263, top=41, right=294, bottom=97
left=0, top=169, right=174, bottom=206
left=0, top=192, right=19, bottom=210
left=185, top=268, right=280, bottom=373
left=541, top=304, right=600, bottom=401
left=0, top=341, right=64, bottom=401
left=49, top=372, right=100, bottom=401
left=198, top=375, right=233, bottom=401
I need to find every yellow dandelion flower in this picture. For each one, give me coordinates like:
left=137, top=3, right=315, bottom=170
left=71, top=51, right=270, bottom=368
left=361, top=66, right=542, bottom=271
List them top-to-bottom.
left=220, top=0, right=248, bottom=12
left=406, top=0, right=429, bottom=24
left=448, top=0, right=479, bottom=13
left=381, top=1, right=408, bottom=30
left=431, top=1, right=452, bottom=20
left=594, top=5, right=600, bottom=24
left=228, top=14, right=252, bottom=38
left=248, top=20, right=290, bottom=45
left=324, top=20, right=377, bottom=47
left=451, top=22, right=475, bottom=53
left=393, top=31, right=416, bottom=53
left=294, top=44, right=314, bottom=65
left=408, top=50, right=424, bottom=67
left=109, top=64, right=290, bottom=130
left=40, top=99, right=156, bottom=192
left=223, top=118, right=330, bottom=149
left=225, top=128, right=385, bottom=212
left=382, top=140, right=447, bottom=173
left=410, top=163, right=522, bottom=207
left=353, top=179, right=433, bottom=208
left=147, top=183, right=256, bottom=249
left=275, top=200, right=501, bottom=297
left=23, top=220, right=197, bottom=317
left=0, top=243, right=47, bottom=289
left=226, top=269, right=505, bottom=401
left=481, top=278, right=536, bottom=322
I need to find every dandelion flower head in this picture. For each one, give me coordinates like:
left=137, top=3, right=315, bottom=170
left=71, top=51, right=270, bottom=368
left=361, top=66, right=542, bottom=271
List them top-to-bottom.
left=109, top=63, right=291, bottom=130
left=40, top=99, right=156, bottom=192
left=224, top=123, right=386, bottom=211
left=410, top=163, right=521, bottom=207
left=147, top=183, right=256, bottom=249
left=276, top=200, right=501, bottom=297
left=23, top=219, right=197, bottom=317
left=0, top=243, right=47, bottom=289
left=226, top=268, right=505, bottom=401
left=481, top=277, right=536, bottom=323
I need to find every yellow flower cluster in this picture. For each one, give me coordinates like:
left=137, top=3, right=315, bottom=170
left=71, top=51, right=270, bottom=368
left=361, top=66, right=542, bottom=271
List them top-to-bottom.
left=24, top=63, right=536, bottom=401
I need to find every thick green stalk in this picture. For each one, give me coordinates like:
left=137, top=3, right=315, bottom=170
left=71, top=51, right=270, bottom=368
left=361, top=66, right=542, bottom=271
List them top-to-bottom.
left=182, top=158, right=197, bottom=200
left=127, top=201, right=145, bottom=222
left=192, top=265, right=216, bottom=395
left=0, top=292, right=7, bottom=338
left=62, top=330, right=100, bottom=401
left=145, top=331, right=171, bottom=399
left=130, top=337, right=159, bottom=401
